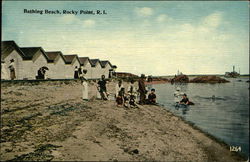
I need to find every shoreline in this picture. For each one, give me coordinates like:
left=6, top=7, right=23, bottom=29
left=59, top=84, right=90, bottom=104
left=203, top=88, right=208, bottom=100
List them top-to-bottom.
left=0, top=80, right=247, bottom=161
left=160, top=106, right=248, bottom=160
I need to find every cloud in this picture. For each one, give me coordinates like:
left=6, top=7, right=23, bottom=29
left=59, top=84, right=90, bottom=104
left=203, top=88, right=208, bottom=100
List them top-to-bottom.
left=135, top=7, right=153, bottom=16
left=6, top=10, right=248, bottom=75
left=201, top=11, right=223, bottom=28
left=156, top=14, right=173, bottom=22
left=58, top=15, right=80, bottom=24
left=58, top=16, right=95, bottom=28
left=82, top=19, right=95, bottom=27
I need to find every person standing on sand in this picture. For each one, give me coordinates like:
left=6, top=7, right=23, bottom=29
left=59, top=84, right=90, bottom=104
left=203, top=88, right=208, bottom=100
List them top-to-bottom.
left=8, top=59, right=16, bottom=80
left=1, top=60, right=8, bottom=80
left=74, top=66, right=79, bottom=79
left=78, top=66, right=83, bottom=79
left=81, top=69, right=88, bottom=101
left=138, top=74, right=147, bottom=105
left=97, top=75, right=108, bottom=100
left=127, top=79, right=138, bottom=104
left=127, top=79, right=137, bottom=96
left=115, top=80, right=124, bottom=98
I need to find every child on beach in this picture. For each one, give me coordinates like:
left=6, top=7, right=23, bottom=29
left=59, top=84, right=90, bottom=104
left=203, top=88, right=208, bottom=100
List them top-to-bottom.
left=97, top=75, right=108, bottom=100
left=127, top=79, right=138, bottom=108
left=116, top=88, right=125, bottom=107
left=146, top=89, right=157, bottom=104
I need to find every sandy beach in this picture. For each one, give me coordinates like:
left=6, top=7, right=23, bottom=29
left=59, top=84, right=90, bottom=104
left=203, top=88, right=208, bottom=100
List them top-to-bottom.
left=0, top=80, right=246, bottom=161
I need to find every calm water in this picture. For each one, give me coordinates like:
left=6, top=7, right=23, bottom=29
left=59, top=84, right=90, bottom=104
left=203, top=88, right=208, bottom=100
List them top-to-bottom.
left=150, top=78, right=249, bottom=157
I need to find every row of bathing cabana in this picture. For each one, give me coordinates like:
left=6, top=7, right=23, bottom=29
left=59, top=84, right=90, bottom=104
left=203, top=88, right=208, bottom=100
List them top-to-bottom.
left=1, top=41, right=117, bottom=80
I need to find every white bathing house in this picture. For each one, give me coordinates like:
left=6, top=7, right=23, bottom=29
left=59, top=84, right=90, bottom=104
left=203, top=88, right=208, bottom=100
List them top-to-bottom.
left=1, top=40, right=117, bottom=80
left=1, top=41, right=26, bottom=80
left=19, top=47, right=51, bottom=79
left=45, top=51, right=67, bottom=79
left=63, top=54, right=81, bottom=79
left=78, top=57, right=92, bottom=79
left=89, top=59, right=103, bottom=79
left=100, top=60, right=113, bottom=79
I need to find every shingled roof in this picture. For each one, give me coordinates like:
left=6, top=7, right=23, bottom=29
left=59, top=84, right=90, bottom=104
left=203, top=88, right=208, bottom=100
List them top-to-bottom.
left=1, top=41, right=25, bottom=58
left=20, top=47, right=50, bottom=61
left=20, top=47, right=40, bottom=60
left=45, top=51, right=66, bottom=63
left=63, top=54, right=80, bottom=64
left=79, top=57, right=90, bottom=66
left=89, top=59, right=101, bottom=67
left=100, top=60, right=112, bottom=68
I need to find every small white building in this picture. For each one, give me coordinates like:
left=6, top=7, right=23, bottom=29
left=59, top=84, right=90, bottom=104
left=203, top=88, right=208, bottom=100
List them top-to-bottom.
left=1, top=40, right=117, bottom=80
left=1, top=41, right=26, bottom=80
left=1, top=41, right=51, bottom=80
left=20, top=47, right=51, bottom=79
left=45, top=51, right=67, bottom=79
left=63, top=54, right=81, bottom=79
left=78, top=57, right=92, bottom=79
left=89, top=59, right=103, bottom=79
left=100, top=60, right=113, bottom=79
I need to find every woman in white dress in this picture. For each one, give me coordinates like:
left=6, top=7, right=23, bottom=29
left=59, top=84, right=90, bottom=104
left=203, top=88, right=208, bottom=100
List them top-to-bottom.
left=8, top=59, right=16, bottom=80
left=1, top=60, right=9, bottom=80
left=81, top=69, right=88, bottom=101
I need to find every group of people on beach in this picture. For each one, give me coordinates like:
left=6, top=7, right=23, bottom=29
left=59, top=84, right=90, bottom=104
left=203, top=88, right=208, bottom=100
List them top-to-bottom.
left=80, top=72, right=157, bottom=108
left=114, top=75, right=157, bottom=108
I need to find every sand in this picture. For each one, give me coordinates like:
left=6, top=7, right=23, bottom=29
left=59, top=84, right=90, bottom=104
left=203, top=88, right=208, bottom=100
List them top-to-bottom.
left=0, top=80, right=246, bottom=161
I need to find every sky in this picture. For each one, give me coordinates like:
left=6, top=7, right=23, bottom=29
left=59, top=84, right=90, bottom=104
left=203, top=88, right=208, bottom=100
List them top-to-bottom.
left=2, top=1, right=249, bottom=76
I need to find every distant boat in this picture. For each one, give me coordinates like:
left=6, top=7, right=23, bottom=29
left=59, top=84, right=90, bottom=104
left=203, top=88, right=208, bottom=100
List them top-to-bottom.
left=225, top=66, right=240, bottom=78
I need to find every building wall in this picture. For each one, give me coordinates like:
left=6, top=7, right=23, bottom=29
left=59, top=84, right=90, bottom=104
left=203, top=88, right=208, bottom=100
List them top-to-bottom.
left=1, top=49, right=114, bottom=80
left=46, top=56, right=66, bottom=79
left=55, top=57, right=66, bottom=79
left=64, top=59, right=80, bottom=79
left=21, top=60, right=33, bottom=79
left=91, top=62, right=103, bottom=79
left=101, top=64, right=112, bottom=79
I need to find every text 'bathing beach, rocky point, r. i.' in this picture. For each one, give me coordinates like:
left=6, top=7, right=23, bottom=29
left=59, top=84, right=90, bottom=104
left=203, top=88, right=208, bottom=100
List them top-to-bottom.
left=23, top=9, right=106, bottom=15
left=1, top=40, right=249, bottom=161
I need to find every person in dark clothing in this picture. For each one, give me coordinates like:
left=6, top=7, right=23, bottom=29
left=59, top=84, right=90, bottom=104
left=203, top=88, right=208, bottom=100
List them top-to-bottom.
left=8, top=59, right=16, bottom=80
left=74, top=66, right=79, bottom=79
left=78, top=66, right=83, bottom=79
left=37, top=67, right=46, bottom=79
left=138, top=74, right=147, bottom=105
left=97, top=75, right=108, bottom=100
left=116, top=87, right=125, bottom=107
left=146, top=88, right=157, bottom=104
left=179, top=93, right=189, bottom=105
